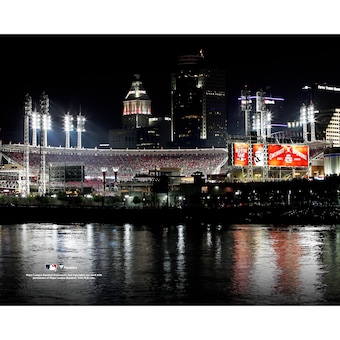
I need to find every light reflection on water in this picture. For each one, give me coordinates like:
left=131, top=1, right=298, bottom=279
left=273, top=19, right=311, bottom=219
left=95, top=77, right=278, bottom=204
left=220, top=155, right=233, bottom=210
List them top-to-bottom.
left=0, top=222, right=339, bottom=305
left=230, top=225, right=327, bottom=304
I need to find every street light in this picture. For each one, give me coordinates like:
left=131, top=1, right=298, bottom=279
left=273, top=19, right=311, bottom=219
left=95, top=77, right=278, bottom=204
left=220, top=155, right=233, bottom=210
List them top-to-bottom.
left=101, top=167, right=107, bottom=206
left=112, top=167, right=119, bottom=182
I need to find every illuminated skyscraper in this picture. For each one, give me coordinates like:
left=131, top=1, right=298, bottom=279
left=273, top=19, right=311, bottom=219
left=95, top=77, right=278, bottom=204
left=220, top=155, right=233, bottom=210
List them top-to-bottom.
left=170, top=51, right=227, bottom=148
left=300, top=83, right=340, bottom=144
left=325, top=108, right=340, bottom=147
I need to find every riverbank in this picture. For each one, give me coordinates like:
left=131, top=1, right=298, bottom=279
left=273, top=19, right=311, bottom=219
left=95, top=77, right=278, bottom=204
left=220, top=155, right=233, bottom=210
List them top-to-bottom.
left=1, top=204, right=340, bottom=225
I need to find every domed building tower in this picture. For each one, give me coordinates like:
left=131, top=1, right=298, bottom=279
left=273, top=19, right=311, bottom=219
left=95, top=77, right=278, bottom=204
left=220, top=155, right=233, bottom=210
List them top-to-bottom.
left=109, top=73, right=169, bottom=149
left=122, top=74, right=152, bottom=129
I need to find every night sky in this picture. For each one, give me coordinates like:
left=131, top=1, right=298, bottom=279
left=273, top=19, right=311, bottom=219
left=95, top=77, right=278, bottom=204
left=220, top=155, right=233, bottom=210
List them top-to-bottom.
left=1, top=34, right=340, bottom=147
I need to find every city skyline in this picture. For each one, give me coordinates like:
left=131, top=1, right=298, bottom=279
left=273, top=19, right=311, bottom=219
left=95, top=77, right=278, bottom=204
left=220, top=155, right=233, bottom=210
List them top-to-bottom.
left=1, top=34, right=340, bottom=147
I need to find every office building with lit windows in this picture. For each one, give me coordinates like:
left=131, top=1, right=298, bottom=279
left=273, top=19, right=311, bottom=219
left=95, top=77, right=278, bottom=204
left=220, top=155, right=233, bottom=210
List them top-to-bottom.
left=170, top=51, right=227, bottom=148
left=300, top=83, right=340, bottom=145
left=326, top=109, right=340, bottom=147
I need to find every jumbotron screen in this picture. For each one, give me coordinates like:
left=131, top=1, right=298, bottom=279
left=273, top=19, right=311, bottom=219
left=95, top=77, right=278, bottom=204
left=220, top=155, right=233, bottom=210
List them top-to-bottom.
left=233, top=143, right=309, bottom=167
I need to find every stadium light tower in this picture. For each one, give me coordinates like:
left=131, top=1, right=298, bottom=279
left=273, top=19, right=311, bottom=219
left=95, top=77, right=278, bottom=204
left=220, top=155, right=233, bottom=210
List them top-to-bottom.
left=240, top=87, right=252, bottom=136
left=255, top=90, right=269, bottom=140
left=38, top=92, right=51, bottom=196
left=40, top=92, right=51, bottom=147
left=23, top=93, right=32, bottom=196
left=24, top=93, right=32, bottom=146
left=300, top=101, right=316, bottom=142
left=307, top=101, right=316, bottom=142
left=300, top=103, right=308, bottom=142
left=31, top=107, right=40, bottom=147
left=265, top=110, right=272, bottom=138
left=77, top=111, right=85, bottom=149
left=64, top=112, right=74, bottom=148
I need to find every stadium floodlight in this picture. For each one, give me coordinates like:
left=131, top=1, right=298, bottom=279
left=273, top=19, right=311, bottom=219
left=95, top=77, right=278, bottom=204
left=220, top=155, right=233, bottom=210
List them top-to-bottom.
left=240, top=88, right=252, bottom=136
left=38, top=92, right=51, bottom=196
left=40, top=92, right=51, bottom=147
left=23, top=94, right=32, bottom=197
left=24, top=94, right=32, bottom=146
left=307, top=102, right=316, bottom=142
left=307, top=103, right=315, bottom=123
left=300, top=104, right=308, bottom=142
left=300, top=104, right=307, bottom=124
left=31, top=110, right=40, bottom=147
left=31, top=110, right=40, bottom=129
left=265, top=111, right=272, bottom=137
left=64, top=112, right=74, bottom=148
left=64, top=112, right=74, bottom=131
left=76, top=112, right=86, bottom=149
left=41, top=113, right=52, bottom=147
left=42, top=113, right=52, bottom=131
left=253, top=113, right=261, bottom=137
left=77, top=114, right=86, bottom=131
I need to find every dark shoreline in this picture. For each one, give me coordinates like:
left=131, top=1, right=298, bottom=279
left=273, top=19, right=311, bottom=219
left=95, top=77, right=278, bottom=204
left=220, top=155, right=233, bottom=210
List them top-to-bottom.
left=0, top=205, right=339, bottom=226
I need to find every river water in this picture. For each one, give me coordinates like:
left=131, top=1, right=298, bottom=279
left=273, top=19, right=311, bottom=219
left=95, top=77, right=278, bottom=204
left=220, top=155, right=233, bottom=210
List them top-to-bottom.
left=1, top=222, right=340, bottom=306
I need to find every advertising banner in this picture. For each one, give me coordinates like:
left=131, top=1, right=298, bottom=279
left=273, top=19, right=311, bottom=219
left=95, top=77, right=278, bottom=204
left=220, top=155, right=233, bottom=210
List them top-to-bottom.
left=233, top=143, right=249, bottom=166
left=252, top=143, right=264, bottom=166
left=268, top=144, right=309, bottom=167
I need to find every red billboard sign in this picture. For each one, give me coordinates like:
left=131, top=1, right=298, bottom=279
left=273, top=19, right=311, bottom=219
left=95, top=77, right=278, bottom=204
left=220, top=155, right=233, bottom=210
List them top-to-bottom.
left=233, top=143, right=249, bottom=166
left=252, top=143, right=264, bottom=166
left=268, top=144, right=309, bottom=167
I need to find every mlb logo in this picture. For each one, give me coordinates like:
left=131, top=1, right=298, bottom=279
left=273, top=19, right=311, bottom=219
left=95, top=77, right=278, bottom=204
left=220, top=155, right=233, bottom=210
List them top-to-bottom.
left=46, top=264, right=57, bottom=271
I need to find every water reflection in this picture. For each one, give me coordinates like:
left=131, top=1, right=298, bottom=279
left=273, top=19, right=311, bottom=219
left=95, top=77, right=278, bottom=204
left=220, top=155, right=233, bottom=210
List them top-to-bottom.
left=0, top=223, right=340, bottom=305
left=123, top=223, right=133, bottom=285
left=176, top=225, right=186, bottom=291
left=230, top=225, right=331, bottom=304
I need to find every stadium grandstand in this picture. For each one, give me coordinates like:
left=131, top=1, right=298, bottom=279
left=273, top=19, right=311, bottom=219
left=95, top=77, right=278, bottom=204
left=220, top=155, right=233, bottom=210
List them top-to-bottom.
left=0, top=142, right=228, bottom=195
